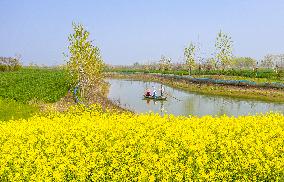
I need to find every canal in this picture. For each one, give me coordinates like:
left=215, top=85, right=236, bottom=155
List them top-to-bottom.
left=107, top=79, right=284, bottom=116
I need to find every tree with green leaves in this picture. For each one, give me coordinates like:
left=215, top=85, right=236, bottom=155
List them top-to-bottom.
left=65, top=23, right=104, bottom=98
left=215, top=30, right=233, bottom=70
left=184, top=42, right=196, bottom=75
left=232, top=57, right=256, bottom=69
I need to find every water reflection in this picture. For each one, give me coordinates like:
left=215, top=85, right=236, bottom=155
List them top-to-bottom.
left=107, top=79, right=284, bottom=116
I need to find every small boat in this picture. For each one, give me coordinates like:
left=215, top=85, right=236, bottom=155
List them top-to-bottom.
left=143, top=95, right=167, bottom=101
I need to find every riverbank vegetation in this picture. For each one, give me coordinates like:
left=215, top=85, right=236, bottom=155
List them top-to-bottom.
left=65, top=22, right=105, bottom=102
left=107, top=68, right=284, bottom=83
left=0, top=105, right=283, bottom=181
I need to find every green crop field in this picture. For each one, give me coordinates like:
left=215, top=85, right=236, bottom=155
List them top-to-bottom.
left=0, top=67, right=71, bottom=120
left=0, top=67, right=71, bottom=103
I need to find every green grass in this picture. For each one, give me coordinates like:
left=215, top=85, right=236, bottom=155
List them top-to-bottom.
left=0, top=67, right=71, bottom=121
left=0, top=67, right=71, bottom=103
left=107, top=68, right=284, bottom=83
left=193, top=74, right=284, bottom=84
left=0, top=98, right=38, bottom=121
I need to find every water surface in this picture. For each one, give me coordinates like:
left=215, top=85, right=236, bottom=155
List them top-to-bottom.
left=107, top=79, right=284, bottom=116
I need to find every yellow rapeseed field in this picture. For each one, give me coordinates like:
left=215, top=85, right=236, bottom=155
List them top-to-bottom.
left=0, top=105, right=283, bottom=181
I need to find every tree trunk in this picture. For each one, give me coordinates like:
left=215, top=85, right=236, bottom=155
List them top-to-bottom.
left=188, top=67, right=192, bottom=76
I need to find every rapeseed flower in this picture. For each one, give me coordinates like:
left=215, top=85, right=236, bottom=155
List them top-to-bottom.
left=0, top=105, right=283, bottom=181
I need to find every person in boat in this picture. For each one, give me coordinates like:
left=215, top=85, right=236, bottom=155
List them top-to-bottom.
left=159, top=85, right=165, bottom=97
left=152, top=86, right=157, bottom=98
left=145, top=88, right=151, bottom=96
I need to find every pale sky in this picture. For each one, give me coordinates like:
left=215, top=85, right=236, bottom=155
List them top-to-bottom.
left=1, top=0, right=284, bottom=65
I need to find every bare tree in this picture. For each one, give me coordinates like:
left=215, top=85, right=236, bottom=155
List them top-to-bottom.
left=215, top=30, right=234, bottom=70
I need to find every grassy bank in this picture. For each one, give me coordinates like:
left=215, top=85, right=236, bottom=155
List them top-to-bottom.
left=0, top=68, right=71, bottom=120
left=108, top=68, right=284, bottom=83
left=106, top=73, right=284, bottom=103
left=193, top=74, right=284, bottom=84
left=0, top=98, right=38, bottom=121
left=0, top=105, right=283, bottom=181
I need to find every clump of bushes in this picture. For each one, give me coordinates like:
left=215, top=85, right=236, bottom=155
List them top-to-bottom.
left=0, top=57, right=22, bottom=71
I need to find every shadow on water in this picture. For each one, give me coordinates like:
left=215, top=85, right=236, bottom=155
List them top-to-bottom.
left=107, top=79, right=284, bottom=117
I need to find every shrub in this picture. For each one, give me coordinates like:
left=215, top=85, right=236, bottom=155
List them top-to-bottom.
left=0, top=57, right=22, bottom=72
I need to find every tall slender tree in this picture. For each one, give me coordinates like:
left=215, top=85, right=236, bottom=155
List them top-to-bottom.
left=65, top=23, right=104, bottom=98
left=215, top=30, right=233, bottom=70
left=184, top=42, right=196, bottom=75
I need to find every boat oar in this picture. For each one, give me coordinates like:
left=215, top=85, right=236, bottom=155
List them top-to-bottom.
left=163, top=91, right=182, bottom=101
